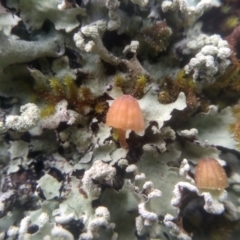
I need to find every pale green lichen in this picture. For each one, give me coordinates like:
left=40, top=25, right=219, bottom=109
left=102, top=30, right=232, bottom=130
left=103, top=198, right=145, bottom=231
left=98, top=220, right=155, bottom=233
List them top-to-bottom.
left=1, top=0, right=240, bottom=239
left=19, top=0, right=86, bottom=32
left=0, top=32, right=64, bottom=71
left=186, top=106, right=238, bottom=150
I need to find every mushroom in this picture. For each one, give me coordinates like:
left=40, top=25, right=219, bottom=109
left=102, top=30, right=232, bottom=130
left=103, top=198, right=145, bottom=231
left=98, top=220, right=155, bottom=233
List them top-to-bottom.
left=106, top=95, right=144, bottom=148
left=194, top=157, right=228, bottom=191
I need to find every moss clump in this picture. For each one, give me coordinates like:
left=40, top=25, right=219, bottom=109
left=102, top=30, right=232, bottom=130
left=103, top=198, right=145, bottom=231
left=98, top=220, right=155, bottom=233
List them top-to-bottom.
left=219, top=2, right=240, bottom=34
left=221, top=4, right=231, bottom=14
left=224, top=16, right=239, bottom=31
left=141, top=21, right=172, bottom=53
left=202, top=63, right=240, bottom=109
left=206, top=65, right=240, bottom=95
left=158, top=70, right=196, bottom=104
left=158, top=70, right=201, bottom=124
left=113, top=74, right=148, bottom=99
left=114, top=74, right=124, bottom=89
left=34, top=75, right=115, bottom=120
left=132, top=75, right=148, bottom=99
left=34, top=76, right=99, bottom=115
left=64, top=76, right=78, bottom=99
left=49, top=78, right=65, bottom=97
left=79, top=86, right=94, bottom=102
left=158, top=90, right=173, bottom=104
left=95, top=102, right=108, bottom=114
left=40, top=105, right=55, bottom=118
left=112, top=129, right=119, bottom=142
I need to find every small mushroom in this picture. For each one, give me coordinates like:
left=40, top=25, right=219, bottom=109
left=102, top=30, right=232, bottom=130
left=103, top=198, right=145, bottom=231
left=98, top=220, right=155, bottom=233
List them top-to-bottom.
left=106, top=95, right=144, bottom=148
left=194, top=157, right=228, bottom=191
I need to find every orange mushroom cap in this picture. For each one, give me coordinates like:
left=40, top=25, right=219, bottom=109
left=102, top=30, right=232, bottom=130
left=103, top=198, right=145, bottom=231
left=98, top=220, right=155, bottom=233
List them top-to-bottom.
left=106, top=95, right=144, bottom=132
left=194, top=157, right=228, bottom=191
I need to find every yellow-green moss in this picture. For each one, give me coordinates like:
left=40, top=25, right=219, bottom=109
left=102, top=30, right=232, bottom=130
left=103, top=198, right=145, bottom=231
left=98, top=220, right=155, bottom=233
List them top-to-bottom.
left=221, top=5, right=231, bottom=14
left=223, top=16, right=239, bottom=31
left=208, top=65, right=240, bottom=92
left=158, top=69, right=196, bottom=104
left=158, top=69, right=200, bottom=124
left=175, top=69, right=196, bottom=92
left=114, top=74, right=124, bottom=88
left=33, top=75, right=100, bottom=115
left=132, top=75, right=148, bottom=99
left=64, top=76, right=78, bottom=99
left=49, top=78, right=65, bottom=97
left=79, top=86, right=93, bottom=102
left=158, top=91, right=173, bottom=104
left=95, top=102, right=108, bottom=114
left=40, top=105, right=55, bottom=118
left=112, top=129, right=119, bottom=142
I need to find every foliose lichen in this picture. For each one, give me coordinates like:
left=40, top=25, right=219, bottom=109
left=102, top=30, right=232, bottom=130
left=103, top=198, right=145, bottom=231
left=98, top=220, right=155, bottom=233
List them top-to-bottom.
left=1, top=0, right=240, bottom=239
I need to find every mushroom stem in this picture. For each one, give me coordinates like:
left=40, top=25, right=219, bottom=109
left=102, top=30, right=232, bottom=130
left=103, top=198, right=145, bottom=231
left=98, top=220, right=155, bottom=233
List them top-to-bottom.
left=117, top=128, right=128, bottom=149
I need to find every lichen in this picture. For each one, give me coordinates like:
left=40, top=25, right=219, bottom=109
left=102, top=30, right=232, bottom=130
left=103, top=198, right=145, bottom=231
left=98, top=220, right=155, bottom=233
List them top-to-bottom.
left=1, top=0, right=240, bottom=239
left=19, top=0, right=86, bottom=32
left=5, top=103, right=40, bottom=132
left=228, top=105, right=240, bottom=148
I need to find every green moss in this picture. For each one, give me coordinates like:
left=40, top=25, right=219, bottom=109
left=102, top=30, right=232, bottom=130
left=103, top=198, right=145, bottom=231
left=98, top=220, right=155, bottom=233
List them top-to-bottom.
left=221, top=5, right=231, bottom=14
left=224, top=16, right=239, bottom=31
left=141, top=21, right=172, bottom=53
left=207, top=65, right=240, bottom=93
left=158, top=69, right=196, bottom=104
left=158, top=69, right=200, bottom=124
left=114, top=74, right=124, bottom=88
left=33, top=75, right=99, bottom=115
left=132, top=75, right=148, bottom=99
left=64, top=76, right=78, bottom=99
left=49, top=77, right=65, bottom=97
left=79, top=86, right=94, bottom=102
left=94, top=101, right=108, bottom=114
left=40, top=105, right=55, bottom=118
left=112, top=129, right=119, bottom=142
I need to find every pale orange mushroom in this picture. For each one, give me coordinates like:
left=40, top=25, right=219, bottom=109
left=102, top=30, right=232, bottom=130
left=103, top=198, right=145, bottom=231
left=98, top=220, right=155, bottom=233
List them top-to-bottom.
left=106, top=95, right=144, bottom=148
left=194, top=157, right=228, bottom=191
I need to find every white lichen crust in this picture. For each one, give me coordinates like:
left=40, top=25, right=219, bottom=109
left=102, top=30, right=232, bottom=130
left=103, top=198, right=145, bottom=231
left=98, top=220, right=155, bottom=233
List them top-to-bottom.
left=106, top=0, right=121, bottom=31
left=161, top=0, right=220, bottom=24
left=74, top=20, right=120, bottom=65
left=184, top=34, right=231, bottom=84
left=40, top=100, right=79, bottom=129
left=5, top=103, right=40, bottom=132
left=179, top=128, right=198, bottom=139
left=179, top=159, right=194, bottom=183
left=81, top=160, right=116, bottom=200
left=136, top=181, right=162, bottom=236
left=171, top=181, right=228, bottom=215
left=0, top=190, right=16, bottom=214
left=138, top=202, right=158, bottom=226
left=79, top=206, right=116, bottom=240
left=164, top=213, right=192, bottom=240
left=18, top=216, right=31, bottom=240
left=51, top=225, right=74, bottom=240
